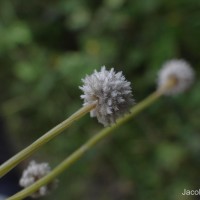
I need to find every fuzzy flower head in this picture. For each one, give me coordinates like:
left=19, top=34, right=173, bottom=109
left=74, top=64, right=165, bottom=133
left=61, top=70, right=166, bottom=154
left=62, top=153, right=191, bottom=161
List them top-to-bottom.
left=157, top=59, right=195, bottom=95
left=80, top=66, right=134, bottom=126
left=19, top=161, right=57, bottom=198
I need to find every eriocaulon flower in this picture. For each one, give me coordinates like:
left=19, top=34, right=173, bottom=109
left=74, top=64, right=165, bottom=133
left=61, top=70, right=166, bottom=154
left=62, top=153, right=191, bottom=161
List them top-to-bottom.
left=157, top=59, right=195, bottom=95
left=80, top=66, right=134, bottom=126
left=19, top=161, right=57, bottom=198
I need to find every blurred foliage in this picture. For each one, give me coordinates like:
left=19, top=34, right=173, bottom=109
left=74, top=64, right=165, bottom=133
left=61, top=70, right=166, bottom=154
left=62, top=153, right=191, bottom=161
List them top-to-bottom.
left=0, top=0, right=200, bottom=199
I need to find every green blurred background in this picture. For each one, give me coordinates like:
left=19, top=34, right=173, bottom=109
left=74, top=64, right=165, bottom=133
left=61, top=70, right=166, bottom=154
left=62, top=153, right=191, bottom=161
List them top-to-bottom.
left=0, top=0, right=200, bottom=199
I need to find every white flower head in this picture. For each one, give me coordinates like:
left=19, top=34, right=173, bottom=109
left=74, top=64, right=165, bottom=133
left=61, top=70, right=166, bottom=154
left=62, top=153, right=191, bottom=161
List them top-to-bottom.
left=157, top=59, right=195, bottom=95
left=80, top=66, right=134, bottom=126
left=19, top=161, right=57, bottom=198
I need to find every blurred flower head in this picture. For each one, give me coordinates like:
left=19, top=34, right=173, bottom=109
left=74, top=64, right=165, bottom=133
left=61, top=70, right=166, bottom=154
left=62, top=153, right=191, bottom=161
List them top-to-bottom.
left=157, top=59, right=195, bottom=95
left=80, top=66, right=134, bottom=126
left=19, top=161, right=57, bottom=198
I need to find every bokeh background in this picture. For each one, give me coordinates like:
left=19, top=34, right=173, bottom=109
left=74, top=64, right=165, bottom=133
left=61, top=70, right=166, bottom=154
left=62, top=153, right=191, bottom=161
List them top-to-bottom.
left=0, top=0, right=200, bottom=199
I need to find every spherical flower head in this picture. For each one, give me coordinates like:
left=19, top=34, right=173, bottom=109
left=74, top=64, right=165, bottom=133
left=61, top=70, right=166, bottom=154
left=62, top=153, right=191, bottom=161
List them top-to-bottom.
left=157, top=59, right=195, bottom=95
left=80, top=66, right=134, bottom=126
left=19, top=161, right=57, bottom=198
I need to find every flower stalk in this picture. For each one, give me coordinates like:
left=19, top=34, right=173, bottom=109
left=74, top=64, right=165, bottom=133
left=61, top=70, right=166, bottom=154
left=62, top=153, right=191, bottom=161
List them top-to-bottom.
left=7, top=78, right=176, bottom=200
left=0, top=103, right=96, bottom=178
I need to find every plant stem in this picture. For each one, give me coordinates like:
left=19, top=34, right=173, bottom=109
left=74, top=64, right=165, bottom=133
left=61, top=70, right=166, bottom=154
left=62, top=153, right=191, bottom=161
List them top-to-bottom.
left=7, top=89, right=163, bottom=200
left=0, top=103, right=96, bottom=178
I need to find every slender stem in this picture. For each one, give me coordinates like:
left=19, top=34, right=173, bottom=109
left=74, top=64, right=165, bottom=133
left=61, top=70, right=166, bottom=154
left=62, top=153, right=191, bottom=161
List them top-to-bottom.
left=7, top=78, right=177, bottom=200
left=7, top=90, right=163, bottom=200
left=0, top=103, right=96, bottom=178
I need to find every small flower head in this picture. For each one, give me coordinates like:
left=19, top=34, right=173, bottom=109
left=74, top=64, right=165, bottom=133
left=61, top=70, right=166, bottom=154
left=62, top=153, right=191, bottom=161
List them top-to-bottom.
left=157, top=59, right=195, bottom=95
left=80, top=66, right=134, bottom=126
left=19, top=161, right=57, bottom=198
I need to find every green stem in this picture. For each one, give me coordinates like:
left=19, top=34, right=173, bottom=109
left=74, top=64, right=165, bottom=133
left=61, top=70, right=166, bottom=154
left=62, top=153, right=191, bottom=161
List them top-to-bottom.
left=7, top=90, right=163, bottom=200
left=0, top=103, right=96, bottom=178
